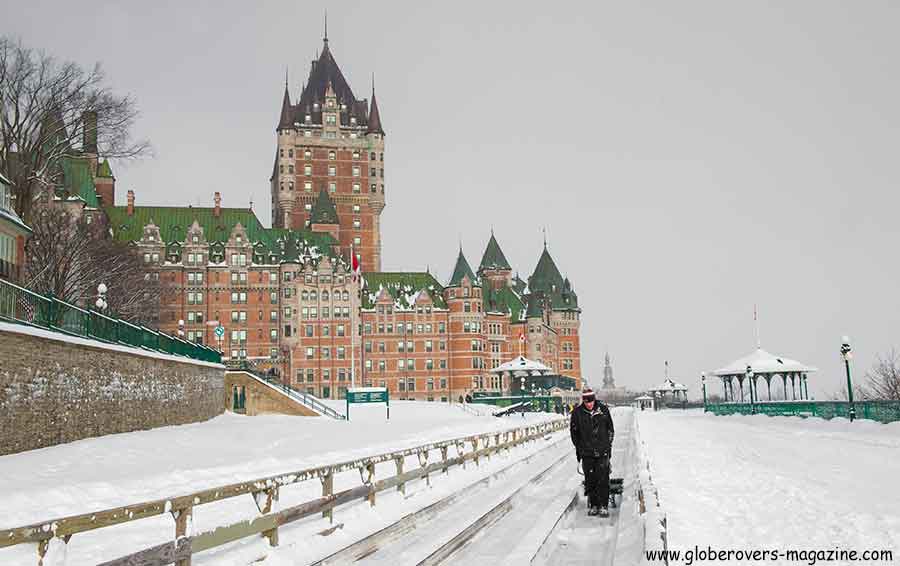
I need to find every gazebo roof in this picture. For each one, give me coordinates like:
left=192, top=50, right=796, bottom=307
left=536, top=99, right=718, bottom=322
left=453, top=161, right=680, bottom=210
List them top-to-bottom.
left=712, top=348, right=817, bottom=377
left=491, top=355, right=552, bottom=375
left=648, top=378, right=688, bottom=393
left=634, top=395, right=655, bottom=401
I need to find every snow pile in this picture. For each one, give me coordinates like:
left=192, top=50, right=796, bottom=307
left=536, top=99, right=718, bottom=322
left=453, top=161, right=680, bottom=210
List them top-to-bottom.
left=636, top=409, right=900, bottom=554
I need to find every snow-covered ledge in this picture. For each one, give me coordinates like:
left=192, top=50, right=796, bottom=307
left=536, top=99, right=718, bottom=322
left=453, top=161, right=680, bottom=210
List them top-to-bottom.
left=0, top=321, right=224, bottom=369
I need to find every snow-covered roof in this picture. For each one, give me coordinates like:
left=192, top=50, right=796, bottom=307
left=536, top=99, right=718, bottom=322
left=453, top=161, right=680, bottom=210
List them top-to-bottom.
left=712, top=348, right=817, bottom=377
left=491, top=356, right=552, bottom=375
left=648, top=378, right=688, bottom=393
left=634, top=395, right=655, bottom=401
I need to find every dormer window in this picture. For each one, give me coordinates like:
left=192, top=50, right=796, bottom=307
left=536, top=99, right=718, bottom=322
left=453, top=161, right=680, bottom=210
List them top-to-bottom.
left=327, top=99, right=335, bottom=108
left=313, top=103, right=319, bottom=110
left=305, top=114, right=311, bottom=123
left=326, top=115, right=337, bottom=125
left=350, top=117, right=357, bottom=126
left=192, top=235, right=199, bottom=244
left=236, top=236, right=242, bottom=244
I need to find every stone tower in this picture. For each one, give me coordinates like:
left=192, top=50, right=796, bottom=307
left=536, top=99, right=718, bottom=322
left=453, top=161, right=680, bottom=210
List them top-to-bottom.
left=271, top=32, right=385, bottom=272
left=602, top=352, right=615, bottom=389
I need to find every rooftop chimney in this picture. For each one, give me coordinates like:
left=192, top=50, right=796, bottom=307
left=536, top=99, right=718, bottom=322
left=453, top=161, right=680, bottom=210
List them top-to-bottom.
left=82, top=110, right=98, bottom=154
left=126, top=190, right=135, bottom=216
left=214, top=192, right=221, bottom=217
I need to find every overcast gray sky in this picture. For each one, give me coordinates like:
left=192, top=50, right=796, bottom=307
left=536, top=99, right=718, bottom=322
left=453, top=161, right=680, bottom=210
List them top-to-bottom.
left=7, top=0, right=899, bottom=398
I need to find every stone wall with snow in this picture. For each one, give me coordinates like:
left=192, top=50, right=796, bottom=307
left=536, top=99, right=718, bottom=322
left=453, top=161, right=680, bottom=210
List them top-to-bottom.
left=0, top=323, right=224, bottom=455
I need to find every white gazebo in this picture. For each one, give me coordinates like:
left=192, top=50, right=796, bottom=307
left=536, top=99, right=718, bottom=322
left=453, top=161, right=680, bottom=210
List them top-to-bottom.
left=712, top=348, right=817, bottom=402
left=491, top=356, right=552, bottom=394
left=648, top=378, right=689, bottom=403
left=634, top=395, right=656, bottom=411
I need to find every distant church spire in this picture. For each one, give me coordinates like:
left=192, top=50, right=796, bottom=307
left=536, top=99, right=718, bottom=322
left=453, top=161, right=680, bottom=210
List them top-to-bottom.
left=602, top=351, right=615, bottom=389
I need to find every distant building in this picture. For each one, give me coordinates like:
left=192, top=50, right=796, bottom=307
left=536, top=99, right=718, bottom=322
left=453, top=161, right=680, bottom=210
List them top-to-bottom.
left=0, top=172, right=31, bottom=283
left=602, top=351, right=615, bottom=389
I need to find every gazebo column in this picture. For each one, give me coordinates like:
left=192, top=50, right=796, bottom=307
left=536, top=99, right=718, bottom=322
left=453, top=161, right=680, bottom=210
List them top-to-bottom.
left=781, top=374, right=788, bottom=400
left=790, top=374, right=797, bottom=400
left=802, top=374, right=808, bottom=400
left=765, top=375, right=773, bottom=401
left=737, top=376, right=745, bottom=403
left=721, top=377, right=728, bottom=401
left=728, top=377, right=735, bottom=402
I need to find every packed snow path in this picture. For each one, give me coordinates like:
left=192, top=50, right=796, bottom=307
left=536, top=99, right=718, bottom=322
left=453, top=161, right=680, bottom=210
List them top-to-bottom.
left=532, top=408, right=636, bottom=566
left=310, top=409, right=638, bottom=566
left=637, top=410, right=900, bottom=555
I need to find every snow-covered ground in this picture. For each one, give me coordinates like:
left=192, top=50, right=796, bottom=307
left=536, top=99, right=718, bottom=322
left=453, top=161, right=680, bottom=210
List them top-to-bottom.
left=0, top=401, right=560, bottom=565
left=637, top=409, right=900, bottom=559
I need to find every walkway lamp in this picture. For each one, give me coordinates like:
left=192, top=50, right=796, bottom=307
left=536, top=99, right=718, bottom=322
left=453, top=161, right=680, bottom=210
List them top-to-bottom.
left=95, top=283, right=108, bottom=311
left=841, top=336, right=855, bottom=422
left=746, top=365, right=756, bottom=413
left=701, top=372, right=708, bottom=412
left=520, top=376, right=526, bottom=418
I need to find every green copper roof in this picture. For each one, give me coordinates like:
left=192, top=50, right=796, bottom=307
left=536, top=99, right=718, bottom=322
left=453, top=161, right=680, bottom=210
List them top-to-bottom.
left=59, top=157, right=99, bottom=208
left=96, top=159, right=113, bottom=178
left=310, top=189, right=339, bottom=224
left=105, top=204, right=339, bottom=264
left=479, top=232, right=511, bottom=272
left=528, top=245, right=564, bottom=294
left=448, top=249, right=478, bottom=287
left=362, top=272, right=447, bottom=310
left=484, top=285, right=525, bottom=321
left=525, top=293, right=544, bottom=318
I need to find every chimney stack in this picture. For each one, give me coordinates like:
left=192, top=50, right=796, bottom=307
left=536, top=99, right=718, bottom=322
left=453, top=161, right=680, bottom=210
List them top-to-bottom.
left=82, top=111, right=98, bottom=154
left=126, top=190, right=135, bottom=216
left=214, top=192, right=221, bottom=217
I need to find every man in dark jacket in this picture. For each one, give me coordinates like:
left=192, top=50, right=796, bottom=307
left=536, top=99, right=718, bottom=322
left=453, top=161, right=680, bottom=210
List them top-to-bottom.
left=570, top=388, right=615, bottom=516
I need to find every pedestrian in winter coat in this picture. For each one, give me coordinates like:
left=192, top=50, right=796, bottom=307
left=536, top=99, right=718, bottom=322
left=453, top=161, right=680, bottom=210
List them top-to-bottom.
left=570, top=388, right=615, bottom=516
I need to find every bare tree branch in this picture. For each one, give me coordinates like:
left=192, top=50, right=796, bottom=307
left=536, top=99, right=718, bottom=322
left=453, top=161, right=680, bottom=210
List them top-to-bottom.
left=0, top=36, right=150, bottom=222
left=862, top=349, right=900, bottom=401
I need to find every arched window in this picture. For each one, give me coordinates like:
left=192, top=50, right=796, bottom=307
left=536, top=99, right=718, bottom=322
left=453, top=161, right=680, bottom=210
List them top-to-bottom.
left=302, top=290, right=309, bottom=301
left=310, top=290, right=317, bottom=301
left=322, top=290, right=329, bottom=301
left=342, top=290, right=349, bottom=301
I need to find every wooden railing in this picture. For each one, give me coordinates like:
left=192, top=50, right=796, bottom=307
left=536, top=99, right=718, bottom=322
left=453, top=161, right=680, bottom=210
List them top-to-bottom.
left=1, top=418, right=568, bottom=566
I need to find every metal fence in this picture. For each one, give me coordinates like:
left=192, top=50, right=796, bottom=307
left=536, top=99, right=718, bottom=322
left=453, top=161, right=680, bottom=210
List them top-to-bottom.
left=0, top=278, right=221, bottom=364
left=707, top=400, right=900, bottom=424
left=0, top=417, right=567, bottom=565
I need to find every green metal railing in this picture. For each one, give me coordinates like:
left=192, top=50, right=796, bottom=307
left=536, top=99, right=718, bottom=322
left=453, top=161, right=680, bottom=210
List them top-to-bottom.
left=0, top=279, right=221, bottom=364
left=707, top=401, right=900, bottom=424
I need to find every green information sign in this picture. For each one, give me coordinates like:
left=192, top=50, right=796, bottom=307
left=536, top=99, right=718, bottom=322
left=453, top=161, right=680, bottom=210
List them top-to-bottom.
left=346, top=387, right=390, bottom=421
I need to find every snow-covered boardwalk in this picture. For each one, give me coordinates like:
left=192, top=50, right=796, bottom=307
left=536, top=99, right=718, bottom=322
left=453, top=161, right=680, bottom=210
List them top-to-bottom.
left=0, top=402, right=559, bottom=564
left=637, top=410, right=900, bottom=555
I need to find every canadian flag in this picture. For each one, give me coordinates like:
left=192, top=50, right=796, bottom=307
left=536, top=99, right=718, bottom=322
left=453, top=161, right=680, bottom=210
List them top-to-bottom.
left=351, top=245, right=361, bottom=281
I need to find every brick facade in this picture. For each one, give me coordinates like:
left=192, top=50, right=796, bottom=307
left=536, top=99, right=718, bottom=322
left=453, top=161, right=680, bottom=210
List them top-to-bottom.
left=0, top=324, right=224, bottom=456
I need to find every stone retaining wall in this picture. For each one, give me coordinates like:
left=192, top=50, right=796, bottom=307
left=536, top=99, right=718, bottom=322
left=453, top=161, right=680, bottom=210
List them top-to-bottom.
left=0, top=322, right=224, bottom=455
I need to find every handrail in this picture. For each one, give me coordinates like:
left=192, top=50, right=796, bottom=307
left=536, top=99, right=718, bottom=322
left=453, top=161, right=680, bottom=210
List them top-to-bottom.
left=0, top=278, right=221, bottom=364
left=226, top=360, right=346, bottom=419
left=707, top=400, right=900, bottom=424
left=0, top=417, right=568, bottom=565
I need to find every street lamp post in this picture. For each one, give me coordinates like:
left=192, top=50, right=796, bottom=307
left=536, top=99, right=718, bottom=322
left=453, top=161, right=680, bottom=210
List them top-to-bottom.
left=841, top=336, right=855, bottom=422
left=746, top=365, right=755, bottom=414
left=701, top=372, right=708, bottom=412
left=520, top=376, right=526, bottom=418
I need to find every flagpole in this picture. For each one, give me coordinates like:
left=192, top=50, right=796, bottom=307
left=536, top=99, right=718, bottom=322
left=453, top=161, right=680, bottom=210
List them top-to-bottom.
left=351, top=244, right=356, bottom=389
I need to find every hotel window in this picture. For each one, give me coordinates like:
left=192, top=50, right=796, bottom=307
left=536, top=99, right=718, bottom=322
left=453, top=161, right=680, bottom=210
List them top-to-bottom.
left=326, top=114, right=336, bottom=125
left=288, top=149, right=293, bottom=158
left=328, top=151, right=336, bottom=160
left=370, top=151, right=376, bottom=160
left=288, top=165, right=294, bottom=174
left=304, top=165, right=312, bottom=176
left=328, top=165, right=336, bottom=177
left=352, top=166, right=360, bottom=177
left=289, top=181, right=294, bottom=191
left=304, top=181, right=312, bottom=192
left=329, top=182, right=336, bottom=193
left=352, top=183, right=360, bottom=194
left=371, top=183, right=377, bottom=193
left=305, top=203, right=312, bottom=211
left=353, top=204, right=360, bottom=213
left=353, top=218, right=361, bottom=229
left=353, top=237, right=361, bottom=246
left=270, top=291, right=278, bottom=303
left=439, top=322, right=446, bottom=333
left=305, top=324, right=313, bottom=337
left=337, top=324, right=345, bottom=336
left=425, top=340, right=433, bottom=352
left=306, top=347, right=314, bottom=360
left=337, top=347, right=345, bottom=360
left=398, top=359, right=406, bottom=370
left=426, top=359, right=434, bottom=370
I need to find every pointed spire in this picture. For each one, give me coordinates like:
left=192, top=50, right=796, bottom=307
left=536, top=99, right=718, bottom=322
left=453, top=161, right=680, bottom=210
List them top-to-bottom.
left=323, top=10, right=328, bottom=45
left=367, top=76, right=385, bottom=135
left=278, top=79, right=293, bottom=130
left=310, top=188, right=339, bottom=224
left=479, top=231, right=512, bottom=272
left=448, top=248, right=478, bottom=287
